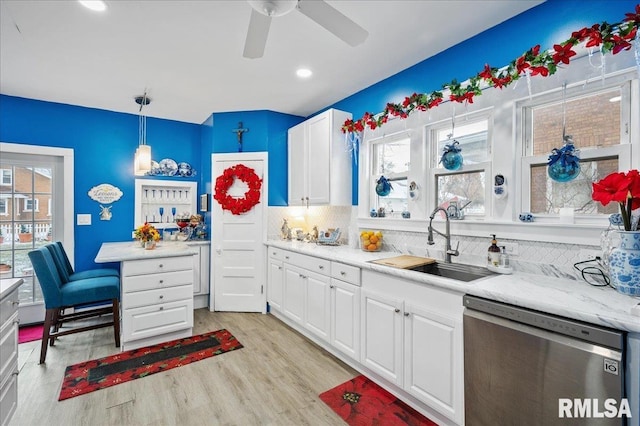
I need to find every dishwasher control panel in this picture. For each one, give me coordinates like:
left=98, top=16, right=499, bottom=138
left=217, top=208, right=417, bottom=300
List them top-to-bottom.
left=463, top=295, right=624, bottom=350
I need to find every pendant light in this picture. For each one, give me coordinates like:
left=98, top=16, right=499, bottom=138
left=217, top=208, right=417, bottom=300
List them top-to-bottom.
left=133, top=93, right=152, bottom=176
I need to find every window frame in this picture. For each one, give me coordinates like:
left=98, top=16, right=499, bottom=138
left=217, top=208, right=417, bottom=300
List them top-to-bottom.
left=517, top=72, right=634, bottom=224
left=427, top=109, right=493, bottom=219
left=369, top=133, right=411, bottom=214
left=0, top=169, right=12, bottom=186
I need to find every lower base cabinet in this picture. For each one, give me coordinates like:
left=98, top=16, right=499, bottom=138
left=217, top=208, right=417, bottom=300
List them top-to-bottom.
left=361, top=270, right=464, bottom=424
left=330, top=278, right=360, bottom=361
left=0, top=286, right=18, bottom=426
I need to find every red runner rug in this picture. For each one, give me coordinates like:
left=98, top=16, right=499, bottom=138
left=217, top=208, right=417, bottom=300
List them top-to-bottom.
left=18, top=324, right=43, bottom=343
left=59, top=329, right=242, bottom=401
left=320, top=375, right=437, bottom=426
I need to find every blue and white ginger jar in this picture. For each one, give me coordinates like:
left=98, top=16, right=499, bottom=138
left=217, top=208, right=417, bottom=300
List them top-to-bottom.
left=608, top=231, right=640, bottom=296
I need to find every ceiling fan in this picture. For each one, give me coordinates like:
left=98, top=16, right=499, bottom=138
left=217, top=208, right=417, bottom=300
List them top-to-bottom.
left=243, top=0, right=369, bottom=59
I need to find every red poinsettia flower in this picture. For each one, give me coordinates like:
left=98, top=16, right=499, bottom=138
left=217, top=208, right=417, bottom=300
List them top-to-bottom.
left=624, top=4, right=640, bottom=24
left=584, top=24, right=603, bottom=47
left=609, top=34, right=633, bottom=54
left=552, top=43, right=577, bottom=65
left=479, top=64, right=494, bottom=80
left=530, top=66, right=549, bottom=77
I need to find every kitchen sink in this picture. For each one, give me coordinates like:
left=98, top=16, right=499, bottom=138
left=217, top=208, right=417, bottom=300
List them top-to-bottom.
left=408, top=261, right=496, bottom=282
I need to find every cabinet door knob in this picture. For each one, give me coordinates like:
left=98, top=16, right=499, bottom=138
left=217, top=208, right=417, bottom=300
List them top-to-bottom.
left=285, top=256, right=290, bottom=260
left=159, top=264, right=164, bottom=268
left=319, top=265, right=324, bottom=270
left=277, top=266, right=282, bottom=270
left=340, top=271, right=346, bottom=276
left=159, top=280, right=164, bottom=284
left=159, top=295, right=164, bottom=299
left=12, top=301, right=20, bottom=306
left=159, top=306, right=164, bottom=311
left=395, top=308, right=401, bottom=313
left=404, top=312, right=410, bottom=317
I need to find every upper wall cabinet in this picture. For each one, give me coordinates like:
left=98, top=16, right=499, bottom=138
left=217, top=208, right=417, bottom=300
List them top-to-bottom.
left=288, top=108, right=352, bottom=206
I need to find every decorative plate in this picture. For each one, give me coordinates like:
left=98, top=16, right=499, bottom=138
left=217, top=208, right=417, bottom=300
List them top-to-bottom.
left=159, top=158, right=178, bottom=176
left=149, top=160, right=160, bottom=176
left=178, top=162, right=193, bottom=177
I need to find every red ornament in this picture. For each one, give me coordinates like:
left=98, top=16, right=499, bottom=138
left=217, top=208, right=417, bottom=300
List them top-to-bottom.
left=213, top=164, right=262, bottom=215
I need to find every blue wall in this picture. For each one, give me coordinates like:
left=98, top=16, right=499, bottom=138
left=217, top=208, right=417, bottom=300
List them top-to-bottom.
left=0, top=0, right=635, bottom=268
left=328, top=0, right=638, bottom=204
left=0, top=95, right=201, bottom=271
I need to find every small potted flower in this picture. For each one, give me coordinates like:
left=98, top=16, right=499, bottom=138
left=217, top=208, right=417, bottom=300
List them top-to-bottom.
left=134, top=222, right=161, bottom=249
left=18, top=224, right=32, bottom=243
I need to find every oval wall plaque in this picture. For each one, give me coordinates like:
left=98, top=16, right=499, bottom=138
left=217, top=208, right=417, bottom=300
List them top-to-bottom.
left=88, top=183, right=123, bottom=204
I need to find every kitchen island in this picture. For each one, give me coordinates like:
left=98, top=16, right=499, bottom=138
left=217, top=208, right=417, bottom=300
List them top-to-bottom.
left=96, top=241, right=197, bottom=351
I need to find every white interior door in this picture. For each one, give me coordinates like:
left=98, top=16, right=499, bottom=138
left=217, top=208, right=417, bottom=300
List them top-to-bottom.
left=211, top=152, right=267, bottom=313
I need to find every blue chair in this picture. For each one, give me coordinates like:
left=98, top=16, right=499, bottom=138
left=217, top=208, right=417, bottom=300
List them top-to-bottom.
left=46, top=241, right=119, bottom=281
left=28, top=247, right=120, bottom=364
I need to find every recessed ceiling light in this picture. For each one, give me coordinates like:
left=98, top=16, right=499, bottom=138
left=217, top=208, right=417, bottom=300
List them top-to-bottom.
left=79, top=1, right=107, bottom=12
left=296, top=68, right=312, bottom=78
left=609, top=96, right=621, bottom=103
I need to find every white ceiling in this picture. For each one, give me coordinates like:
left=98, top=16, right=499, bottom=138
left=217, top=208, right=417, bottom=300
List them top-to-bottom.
left=0, top=0, right=544, bottom=124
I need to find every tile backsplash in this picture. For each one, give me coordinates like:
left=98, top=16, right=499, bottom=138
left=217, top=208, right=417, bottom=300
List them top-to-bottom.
left=268, top=206, right=604, bottom=282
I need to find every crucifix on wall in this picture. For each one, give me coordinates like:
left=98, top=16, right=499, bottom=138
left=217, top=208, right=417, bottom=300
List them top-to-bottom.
left=232, top=122, right=249, bottom=152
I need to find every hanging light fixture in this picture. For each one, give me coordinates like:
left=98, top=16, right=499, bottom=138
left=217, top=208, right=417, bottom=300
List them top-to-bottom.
left=133, top=92, right=152, bottom=176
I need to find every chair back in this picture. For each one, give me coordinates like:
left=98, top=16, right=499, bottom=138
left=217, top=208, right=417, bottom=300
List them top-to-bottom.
left=45, top=243, right=71, bottom=282
left=28, top=247, right=65, bottom=309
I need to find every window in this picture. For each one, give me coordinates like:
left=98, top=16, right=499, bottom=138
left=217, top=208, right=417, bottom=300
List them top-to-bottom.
left=520, top=75, right=633, bottom=217
left=429, top=112, right=492, bottom=216
left=371, top=135, right=410, bottom=214
left=0, top=169, right=11, bottom=186
left=24, top=198, right=39, bottom=212
left=0, top=199, right=6, bottom=215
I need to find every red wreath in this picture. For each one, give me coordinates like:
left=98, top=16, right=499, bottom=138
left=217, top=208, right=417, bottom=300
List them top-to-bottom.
left=214, top=164, right=262, bottom=215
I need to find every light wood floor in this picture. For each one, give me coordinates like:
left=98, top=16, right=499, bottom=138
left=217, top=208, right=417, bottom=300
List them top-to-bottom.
left=11, top=309, right=358, bottom=426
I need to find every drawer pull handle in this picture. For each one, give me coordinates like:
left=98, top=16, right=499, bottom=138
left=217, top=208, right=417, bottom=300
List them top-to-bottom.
left=272, top=252, right=276, bottom=255
left=285, top=256, right=290, bottom=260
left=159, top=264, right=164, bottom=268
left=319, top=265, right=324, bottom=270
left=278, top=266, right=282, bottom=270
left=340, top=271, right=346, bottom=276
left=159, top=280, right=164, bottom=284
left=330, top=285, right=334, bottom=289
left=159, top=295, right=164, bottom=299
left=12, top=301, right=20, bottom=306
left=159, top=307, right=164, bottom=311
left=395, top=308, right=400, bottom=313
left=13, top=320, right=20, bottom=325
left=12, top=371, right=19, bottom=377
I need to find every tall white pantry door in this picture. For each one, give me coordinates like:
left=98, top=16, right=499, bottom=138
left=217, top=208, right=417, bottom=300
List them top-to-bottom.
left=211, top=152, right=267, bottom=313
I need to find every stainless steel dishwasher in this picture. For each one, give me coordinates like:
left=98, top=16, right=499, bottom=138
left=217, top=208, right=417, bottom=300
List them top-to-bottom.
left=463, top=295, right=626, bottom=426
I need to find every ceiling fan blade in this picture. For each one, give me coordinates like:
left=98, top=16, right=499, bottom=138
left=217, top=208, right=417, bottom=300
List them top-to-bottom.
left=297, top=0, right=368, bottom=47
left=243, top=9, right=272, bottom=59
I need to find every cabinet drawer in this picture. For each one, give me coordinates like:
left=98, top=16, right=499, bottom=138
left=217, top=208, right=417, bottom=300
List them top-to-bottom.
left=268, top=247, right=288, bottom=261
left=289, top=252, right=330, bottom=275
left=122, top=256, right=193, bottom=277
left=331, top=262, right=361, bottom=286
left=123, top=270, right=193, bottom=293
left=122, top=284, right=192, bottom=310
left=0, top=290, right=18, bottom=327
left=122, top=299, right=193, bottom=343
left=0, top=313, right=18, bottom=389
left=0, top=363, right=17, bottom=426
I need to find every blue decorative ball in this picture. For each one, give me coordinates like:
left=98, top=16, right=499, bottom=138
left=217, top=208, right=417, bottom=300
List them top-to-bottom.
left=442, top=151, right=463, bottom=171
left=548, top=161, right=580, bottom=182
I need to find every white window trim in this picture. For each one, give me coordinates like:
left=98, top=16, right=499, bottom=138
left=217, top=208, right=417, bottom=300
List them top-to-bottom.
left=0, top=169, right=12, bottom=186
left=23, top=198, right=39, bottom=212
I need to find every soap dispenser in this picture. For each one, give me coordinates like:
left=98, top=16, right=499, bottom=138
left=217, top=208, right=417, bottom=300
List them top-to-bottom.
left=488, top=234, right=500, bottom=267
left=500, top=246, right=510, bottom=268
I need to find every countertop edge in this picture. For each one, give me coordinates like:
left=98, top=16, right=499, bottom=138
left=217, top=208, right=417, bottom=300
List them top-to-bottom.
left=95, top=241, right=198, bottom=263
left=0, top=278, right=23, bottom=300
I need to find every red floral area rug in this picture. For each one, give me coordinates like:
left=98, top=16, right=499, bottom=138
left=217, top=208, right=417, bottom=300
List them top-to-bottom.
left=18, top=324, right=43, bottom=343
left=59, top=329, right=242, bottom=401
left=320, top=375, right=437, bottom=426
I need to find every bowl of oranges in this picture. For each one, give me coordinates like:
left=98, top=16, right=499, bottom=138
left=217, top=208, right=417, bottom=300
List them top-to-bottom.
left=360, top=230, right=383, bottom=252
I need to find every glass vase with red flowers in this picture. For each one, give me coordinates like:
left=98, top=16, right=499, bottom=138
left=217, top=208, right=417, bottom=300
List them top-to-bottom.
left=592, top=170, right=640, bottom=296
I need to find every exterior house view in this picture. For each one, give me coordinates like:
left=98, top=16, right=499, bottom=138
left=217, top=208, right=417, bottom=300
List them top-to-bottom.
left=0, top=1, right=639, bottom=425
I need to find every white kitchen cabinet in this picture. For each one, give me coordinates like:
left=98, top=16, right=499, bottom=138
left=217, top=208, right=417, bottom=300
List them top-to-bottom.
left=287, top=108, right=352, bottom=206
left=134, top=179, right=198, bottom=229
left=187, top=242, right=210, bottom=309
left=267, top=254, right=284, bottom=312
left=121, top=256, right=194, bottom=351
left=283, top=264, right=306, bottom=325
left=362, top=269, right=464, bottom=424
left=304, top=270, right=331, bottom=342
left=330, top=278, right=360, bottom=361
left=0, top=283, right=19, bottom=426
left=361, top=288, right=404, bottom=386
left=404, top=303, right=462, bottom=422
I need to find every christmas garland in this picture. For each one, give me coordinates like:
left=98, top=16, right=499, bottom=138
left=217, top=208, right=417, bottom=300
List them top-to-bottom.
left=341, top=6, right=640, bottom=135
left=214, top=164, right=262, bottom=215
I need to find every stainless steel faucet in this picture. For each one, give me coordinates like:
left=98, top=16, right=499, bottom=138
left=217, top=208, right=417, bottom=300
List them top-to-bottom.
left=428, top=207, right=459, bottom=263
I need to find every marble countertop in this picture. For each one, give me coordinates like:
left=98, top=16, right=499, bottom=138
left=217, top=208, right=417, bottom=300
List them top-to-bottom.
left=267, top=240, right=640, bottom=333
left=95, top=241, right=198, bottom=263
left=0, top=278, right=23, bottom=300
